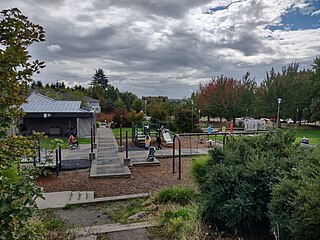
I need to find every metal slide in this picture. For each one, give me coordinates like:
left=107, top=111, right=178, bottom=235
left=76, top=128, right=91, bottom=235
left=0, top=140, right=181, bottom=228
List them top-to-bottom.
left=162, top=129, right=173, bottom=145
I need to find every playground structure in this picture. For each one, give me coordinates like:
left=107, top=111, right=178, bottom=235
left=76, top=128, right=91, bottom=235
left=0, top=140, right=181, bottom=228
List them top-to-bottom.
left=132, top=121, right=172, bottom=148
left=161, top=129, right=173, bottom=146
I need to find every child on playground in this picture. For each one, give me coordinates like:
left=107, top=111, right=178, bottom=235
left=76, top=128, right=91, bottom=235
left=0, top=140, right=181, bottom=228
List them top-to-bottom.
left=68, top=134, right=79, bottom=148
left=145, top=135, right=151, bottom=149
left=156, top=135, right=162, bottom=150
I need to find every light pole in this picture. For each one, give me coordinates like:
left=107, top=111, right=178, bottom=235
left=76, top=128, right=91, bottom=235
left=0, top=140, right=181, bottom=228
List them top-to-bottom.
left=277, top=98, right=282, bottom=127
left=144, top=100, right=147, bottom=116
left=191, top=100, right=194, bottom=133
left=296, top=108, right=299, bottom=125
left=198, top=109, right=201, bottom=122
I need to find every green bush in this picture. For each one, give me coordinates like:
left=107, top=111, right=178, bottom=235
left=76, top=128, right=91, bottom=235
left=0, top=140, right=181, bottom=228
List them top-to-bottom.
left=198, top=130, right=298, bottom=236
left=269, top=146, right=320, bottom=240
left=190, top=155, right=210, bottom=185
left=154, top=186, right=197, bottom=205
left=160, top=207, right=193, bottom=239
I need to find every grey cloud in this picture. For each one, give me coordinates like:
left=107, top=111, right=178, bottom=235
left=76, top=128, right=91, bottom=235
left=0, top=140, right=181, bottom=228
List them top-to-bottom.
left=2, top=0, right=318, bottom=98
left=92, top=0, right=213, bottom=18
left=222, top=32, right=274, bottom=56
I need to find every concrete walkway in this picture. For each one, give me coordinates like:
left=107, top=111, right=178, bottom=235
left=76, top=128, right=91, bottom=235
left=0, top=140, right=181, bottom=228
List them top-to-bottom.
left=90, top=128, right=131, bottom=178
left=36, top=192, right=149, bottom=209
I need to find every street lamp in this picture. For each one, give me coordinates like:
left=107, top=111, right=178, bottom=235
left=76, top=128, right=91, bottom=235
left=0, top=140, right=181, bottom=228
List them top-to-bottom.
left=277, top=98, right=282, bottom=127
left=144, top=100, right=147, bottom=116
left=191, top=100, right=194, bottom=133
left=198, top=109, right=201, bottom=122
left=296, top=109, right=299, bottom=125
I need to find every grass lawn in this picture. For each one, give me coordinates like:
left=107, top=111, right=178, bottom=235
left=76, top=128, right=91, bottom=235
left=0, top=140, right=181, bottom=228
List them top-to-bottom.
left=110, top=125, right=320, bottom=145
left=112, top=126, right=170, bottom=139
left=112, top=127, right=133, bottom=139
left=197, top=127, right=320, bottom=145
left=290, top=128, right=320, bottom=145
left=40, top=137, right=91, bottom=149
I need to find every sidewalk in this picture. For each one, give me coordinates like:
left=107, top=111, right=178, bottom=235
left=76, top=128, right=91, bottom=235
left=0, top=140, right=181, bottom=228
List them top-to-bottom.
left=36, top=192, right=149, bottom=209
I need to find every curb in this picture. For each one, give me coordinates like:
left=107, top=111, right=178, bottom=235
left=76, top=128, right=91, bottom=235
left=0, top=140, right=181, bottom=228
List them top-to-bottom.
left=68, top=192, right=150, bottom=205
left=70, top=222, right=159, bottom=237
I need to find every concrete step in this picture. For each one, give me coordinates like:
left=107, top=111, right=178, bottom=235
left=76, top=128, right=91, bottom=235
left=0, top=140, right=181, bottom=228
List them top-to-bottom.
left=36, top=191, right=72, bottom=209
left=69, top=191, right=95, bottom=203
left=69, top=191, right=80, bottom=202
left=86, top=191, right=95, bottom=201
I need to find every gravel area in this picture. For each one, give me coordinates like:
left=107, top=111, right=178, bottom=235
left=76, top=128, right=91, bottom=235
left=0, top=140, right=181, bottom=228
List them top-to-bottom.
left=37, top=157, right=196, bottom=197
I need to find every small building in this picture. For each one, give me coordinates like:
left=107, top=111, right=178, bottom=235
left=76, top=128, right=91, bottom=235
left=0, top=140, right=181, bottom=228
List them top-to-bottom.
left=20, top=92, right=96, bottom=137
left=85, top=96, right=101, bottom=113
left=142, top=96, right=169, bottom=103
left=243, top=119, right=266, bottom=131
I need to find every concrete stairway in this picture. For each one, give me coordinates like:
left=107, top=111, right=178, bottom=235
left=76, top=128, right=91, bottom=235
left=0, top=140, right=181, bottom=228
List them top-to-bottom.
left=90, top=128, right=131, bottom=178
left=36, top=191, right=95, bottom=209
left=36, top=191, right=149, bottom=209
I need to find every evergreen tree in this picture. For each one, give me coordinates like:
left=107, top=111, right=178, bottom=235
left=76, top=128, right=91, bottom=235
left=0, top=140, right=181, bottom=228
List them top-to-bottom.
left=91, top=68, right=108, bottom=89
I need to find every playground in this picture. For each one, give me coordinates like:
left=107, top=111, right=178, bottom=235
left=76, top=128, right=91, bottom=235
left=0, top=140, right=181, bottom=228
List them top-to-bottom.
left=35, top=121, right=320, bottom=197
left=36, top=156, right=195, bottom=197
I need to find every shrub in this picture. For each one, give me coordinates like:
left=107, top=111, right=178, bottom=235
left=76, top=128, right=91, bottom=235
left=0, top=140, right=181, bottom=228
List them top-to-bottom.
left=198, top=130, right=298, bottom=236
left=269, top=146, right=320, bottom=240
left=190, top=155, right=210, bottom=185
left=154, top=186, right=197, bottom=205
left=160, top=206, right=213, bottom=240
left=160, top=207, right=193, bottom=239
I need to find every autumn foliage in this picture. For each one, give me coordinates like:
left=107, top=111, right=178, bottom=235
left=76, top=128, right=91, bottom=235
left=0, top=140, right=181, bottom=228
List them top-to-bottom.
left=196, top=73, right=256, bottom=121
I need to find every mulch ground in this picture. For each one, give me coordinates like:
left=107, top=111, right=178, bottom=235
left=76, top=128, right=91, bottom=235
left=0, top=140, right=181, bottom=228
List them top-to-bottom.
left=37, top=137, right=211, bottom=197
left=37, top=157, right=197, bottom=197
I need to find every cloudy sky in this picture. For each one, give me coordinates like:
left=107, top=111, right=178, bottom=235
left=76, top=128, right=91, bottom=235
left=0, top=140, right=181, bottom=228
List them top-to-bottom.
left=2, top=0, right=320, bottom=98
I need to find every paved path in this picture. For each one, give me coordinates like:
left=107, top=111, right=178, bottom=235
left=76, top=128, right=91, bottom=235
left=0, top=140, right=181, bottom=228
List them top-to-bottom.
left=90, top=128, right=131, bottom=178
left=36, top=192, right=149, bottom=209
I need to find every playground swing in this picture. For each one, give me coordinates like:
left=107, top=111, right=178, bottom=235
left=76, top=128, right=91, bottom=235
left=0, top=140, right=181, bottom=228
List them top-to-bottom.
left=206, top=134, right=215, bottom=148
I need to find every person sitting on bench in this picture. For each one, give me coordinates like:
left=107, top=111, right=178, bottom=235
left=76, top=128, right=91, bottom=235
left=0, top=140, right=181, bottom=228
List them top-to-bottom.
left=68, top=134, right=79, bottom=148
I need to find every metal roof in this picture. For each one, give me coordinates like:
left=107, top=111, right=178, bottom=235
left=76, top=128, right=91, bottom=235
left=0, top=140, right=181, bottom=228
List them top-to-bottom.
left=21, top=92, right=89, bottom=113
left=84, top=96, right=100, bottom=102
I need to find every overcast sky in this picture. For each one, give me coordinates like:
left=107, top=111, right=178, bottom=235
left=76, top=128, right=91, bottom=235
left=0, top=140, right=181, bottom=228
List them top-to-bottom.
left=2, top=0, right=320, bottom=98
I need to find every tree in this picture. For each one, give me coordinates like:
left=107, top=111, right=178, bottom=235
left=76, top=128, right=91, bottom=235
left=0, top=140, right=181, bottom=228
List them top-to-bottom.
left=0, top=8, right=46, bottom=238
left=306, top=57, right=320, bottom=122
left=310, top=57, right=320, bottom=99
left=256, top=63, right=312, bottom=120
left=91, top=68, right=108, bottom=89
left=238, top=72, right=256, bottom=117
left=196, top=75, right=250, bottom=122
left=105, top=85, right=120, bottom=102
left=120, top=91, right=138, bottom=111
left=114, top=98, right=126, bottom=109
left=131, top=98, right=143, bottom=112
left=149, top=100, right=169, bottom=122
left=174, top=103, right=198, bottom=133
left=112, top=108, right=128, bottom=127
left=126, top=110, right=144, bottom=125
